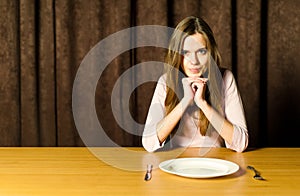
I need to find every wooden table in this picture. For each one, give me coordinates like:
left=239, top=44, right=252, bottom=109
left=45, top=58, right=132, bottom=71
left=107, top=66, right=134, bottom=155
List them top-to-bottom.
left=0, top=147, right=299, bottom=195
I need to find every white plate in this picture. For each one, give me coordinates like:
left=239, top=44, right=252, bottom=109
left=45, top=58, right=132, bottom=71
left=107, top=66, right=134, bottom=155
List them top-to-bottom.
left=159, top=158, right=239, bottom=178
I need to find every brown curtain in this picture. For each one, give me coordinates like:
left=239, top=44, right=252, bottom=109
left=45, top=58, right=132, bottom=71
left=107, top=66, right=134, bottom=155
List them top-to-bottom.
left=0, top=0, right=299, bottom=147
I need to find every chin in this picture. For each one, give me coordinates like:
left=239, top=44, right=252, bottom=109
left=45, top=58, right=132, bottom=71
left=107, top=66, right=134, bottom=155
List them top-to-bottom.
left=188, top=73, right=201, bottom=78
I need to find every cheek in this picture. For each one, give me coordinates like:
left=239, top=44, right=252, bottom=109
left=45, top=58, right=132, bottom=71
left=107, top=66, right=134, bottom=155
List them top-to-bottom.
left=199, top=55, right=208, bottom=65
left=181, top=59, right=189, bottom=71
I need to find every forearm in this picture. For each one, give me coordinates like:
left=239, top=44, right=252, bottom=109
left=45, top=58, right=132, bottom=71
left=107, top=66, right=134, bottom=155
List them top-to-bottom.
left=156, top=98, right=190, bottom=144
left=199, top=101, right=234, bottom=144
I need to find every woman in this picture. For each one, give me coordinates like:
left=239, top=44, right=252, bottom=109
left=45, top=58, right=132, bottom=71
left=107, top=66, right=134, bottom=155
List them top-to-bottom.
left=142, top=16, right=248, bottom=152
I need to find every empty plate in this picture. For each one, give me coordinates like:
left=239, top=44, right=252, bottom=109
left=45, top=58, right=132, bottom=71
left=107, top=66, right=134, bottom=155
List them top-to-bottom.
left=159, top=158, right=239, bottom=178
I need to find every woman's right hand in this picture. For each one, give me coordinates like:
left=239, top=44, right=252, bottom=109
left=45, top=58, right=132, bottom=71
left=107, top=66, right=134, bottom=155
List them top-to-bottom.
left=181, top=78, right=195, bottom=105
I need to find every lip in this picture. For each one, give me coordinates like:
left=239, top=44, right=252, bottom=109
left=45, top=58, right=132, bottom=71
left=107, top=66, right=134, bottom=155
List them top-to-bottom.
left=189, top=68, right=201, bottom=74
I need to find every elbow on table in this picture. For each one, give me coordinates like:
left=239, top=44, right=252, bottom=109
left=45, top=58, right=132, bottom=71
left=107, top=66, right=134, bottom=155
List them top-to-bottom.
left=229, top=126, right=249, bottom=153
left=234, top=134, right=249, bottom=153
left=142, top=137, right=156, bottom=153
left=235, top=146, right=247, bottom=153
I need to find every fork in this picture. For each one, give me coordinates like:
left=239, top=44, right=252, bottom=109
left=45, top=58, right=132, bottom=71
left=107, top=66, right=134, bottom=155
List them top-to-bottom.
left=144, top=164, right=153, bottom=181
left=247, top=165, right=265, bottom=180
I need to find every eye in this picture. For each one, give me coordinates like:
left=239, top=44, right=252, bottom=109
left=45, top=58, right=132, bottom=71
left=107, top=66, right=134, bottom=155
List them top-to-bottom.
left=197, top=48, right=207, bottom=55
left=182, top=50, right=191, bottom=57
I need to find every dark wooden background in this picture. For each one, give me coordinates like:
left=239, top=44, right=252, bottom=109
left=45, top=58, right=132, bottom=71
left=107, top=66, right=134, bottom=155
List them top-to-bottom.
left=0, top=0, right=299, bottom=147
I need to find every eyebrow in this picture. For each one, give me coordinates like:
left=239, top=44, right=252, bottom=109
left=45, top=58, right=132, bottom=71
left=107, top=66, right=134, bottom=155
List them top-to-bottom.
left=182, top=47, right=207, bottom=52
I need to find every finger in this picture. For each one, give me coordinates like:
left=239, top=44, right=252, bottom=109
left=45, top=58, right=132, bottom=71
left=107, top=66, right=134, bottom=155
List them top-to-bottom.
left=182, top=77, right=192, bottom=84
left=187, top=77, right=198, bottom=84
left=188, top=77, right=208, bottom=84
left=183, top=78, right=198, bottom=87
left=194, top=78, right=208, bottom=84
left=199, top=78, right=208, bottom=83
left=191, top=80, right=206, bottom=88
left=192, top=82, right=205, bottom=91
left=191, top=83, right=198, bottom=92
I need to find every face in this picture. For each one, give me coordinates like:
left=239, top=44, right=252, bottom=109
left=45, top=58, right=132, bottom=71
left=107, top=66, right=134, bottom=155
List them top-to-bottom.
left=182, top=33, right=208, bottom=77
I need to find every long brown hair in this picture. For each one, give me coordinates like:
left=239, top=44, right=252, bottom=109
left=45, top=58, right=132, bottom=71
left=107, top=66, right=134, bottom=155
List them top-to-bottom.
left=164, top=16, right=223, bottom=135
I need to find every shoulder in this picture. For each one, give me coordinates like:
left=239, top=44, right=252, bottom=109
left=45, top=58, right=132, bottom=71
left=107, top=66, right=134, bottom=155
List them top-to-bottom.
left=221, top=69, right=235, bottom=84
left=221, top=69, right=239, bottom=95
left=157, top=73, right=167, bottom=86
left=158, top=73, right=167, bottom=82
left=154, top=74, right=167, bottom=93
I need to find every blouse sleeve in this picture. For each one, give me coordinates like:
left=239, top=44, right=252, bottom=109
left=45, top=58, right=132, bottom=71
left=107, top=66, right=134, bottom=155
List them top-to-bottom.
left=223, top=70, right=249, bottom=152
left=142, top=75, right=167, bottom=152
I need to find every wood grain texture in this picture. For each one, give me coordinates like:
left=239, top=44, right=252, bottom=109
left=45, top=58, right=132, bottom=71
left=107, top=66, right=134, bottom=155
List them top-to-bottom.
left=0, top=147, right=299, bottom=195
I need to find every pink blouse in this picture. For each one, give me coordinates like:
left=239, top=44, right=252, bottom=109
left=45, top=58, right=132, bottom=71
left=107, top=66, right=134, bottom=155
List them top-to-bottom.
left=142, top=70, right=248, bottom=152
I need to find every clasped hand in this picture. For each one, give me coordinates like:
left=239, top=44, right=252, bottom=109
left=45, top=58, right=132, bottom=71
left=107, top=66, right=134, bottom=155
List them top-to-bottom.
left=182, top=77, right=208, bottom=109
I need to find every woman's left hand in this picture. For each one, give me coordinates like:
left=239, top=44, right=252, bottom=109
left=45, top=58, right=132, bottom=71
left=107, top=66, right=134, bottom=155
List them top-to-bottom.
left=192, top=78, right=208, bottom=109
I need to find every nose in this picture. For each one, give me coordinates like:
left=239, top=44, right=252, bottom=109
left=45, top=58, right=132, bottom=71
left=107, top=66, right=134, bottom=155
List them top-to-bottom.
left=189, top=52, right=199, bottom=65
